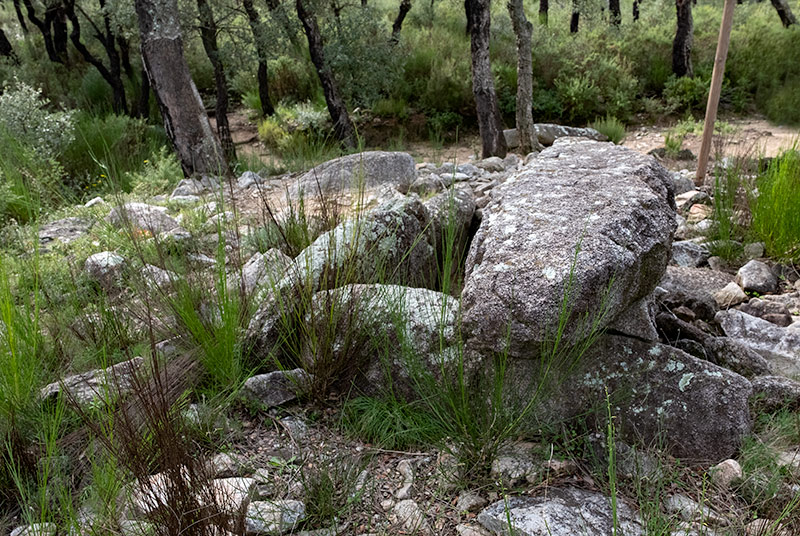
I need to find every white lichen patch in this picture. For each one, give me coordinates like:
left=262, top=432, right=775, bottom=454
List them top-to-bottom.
left=542, top=267, right=557, bottom=280
left=648, top=346, right=662, bottom=356
left=664, top=360, right=685, bottom=373
left=678, top=373, right=695, bottom=392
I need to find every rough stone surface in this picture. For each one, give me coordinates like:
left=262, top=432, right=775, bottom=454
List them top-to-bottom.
left=534, top=124, right=608, bottom=146
left=503, top=128, right=520, bottom=149
left=462, top=139, right=676, bottom=357
left=293, top=152, right=416, bottom=196
left=475, top=156, right=505, bottom=173
left=238, top=170, right=262, bottom=189
left=171, top=178, right=205, bottom=197
left=106, top=203, right=180, bottom=235
left=38, top=217, right=93, bottom=244
left=671, top=240, right=710, bottom=267
left=744, top=242, right=766, bottom=260
left=239, top=249, right=293, bottom=295
left=85, top=251, right=126, bottom=289
left=736, top=260, right=778, bottom=295
left=660, top=266, right=735, bottom=301
left=715, top=282, right=748, bottom=308
left=300, top=284, right=459, bottom=399
left=608, top=295, right=659, bottom=341
left=739, top=297, right=793, bottom=327
left=717, top=310, right=800, bottom=377
left=510, top=334, right=752, bottom=462
left=703, top=337, right=772, bottom=378
left=40, top=357, right=144, bottom=405
left=242, top=369, right=311, bottom=408
left=750, top=375, right=800, bottom=412
left=490, top=443, right=540, bottom=486
left=710, top=459, right=743, bottom=489
left=478, top=487, right=643, bottom=536
left=664, top=493, right=725, bottom=525
left=245, top=500, right=306, bottom=535
left=10, top=524, right=57, bottom=536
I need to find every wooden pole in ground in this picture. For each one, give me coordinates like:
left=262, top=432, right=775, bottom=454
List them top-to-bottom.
left=695, top=0, right=736, bottom=186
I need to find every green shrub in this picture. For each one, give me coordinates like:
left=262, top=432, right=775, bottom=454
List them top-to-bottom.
left=268, top=56, right=318, bottom=104
left=663, top=75, right=710, bottom=113
left=590, top=115, right=626, bottom=144
left=258, top=117, right=289, bottom=148
left=129, top=148, right=184, bottom=196
left=341, top=396, right=441, bottom=450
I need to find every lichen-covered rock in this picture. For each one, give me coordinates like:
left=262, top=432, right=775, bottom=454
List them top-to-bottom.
left=534, top=124, right=608, bottom=146
left=462, top=139, right=676, bottom=358
left=293, top=151, right=416, bottom=196
left=422, top=186, right=476, bottom=286
left=106, top=202, right=180, bottom=235
left=38, top=217, right=93, bottom=245
left=671, top=240, right=710, bottom=267
left=237, top=249, right=292, bottom=295
left=85, top=251, right=126, bottom=290
left=300, top=284, right=459, bottom=399
left=717, top=309, right=800, bottom=377
left=504, top=334, right=752, bottom=463
left=703, top=337, right=772, bottom=378
left=242, top=369, right=311, bottom=408
left=750, top=375, right=800, bottom=412
left=478, top=487, right=643, bottom=536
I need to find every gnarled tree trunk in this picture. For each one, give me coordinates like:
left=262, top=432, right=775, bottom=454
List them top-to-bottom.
left=134, top=0, right=230, bottom=177
left=197, top=0, right=236, bottom=162
left=242, top=0, right=275, bottom=116
left=296, top=0, right=356, bottom=148
left=391, top=0, right=412, bottom=42
left=466, top=0, right=506, bottom=158
left=507, top=0, right=543, bottom=154
left=609, top=0, right=621, bottom=25
left=672, top=0, right=693, bottom=77
left=770, top=0, right=797, bottom=26
left=0, top=28, right=17, bottom=62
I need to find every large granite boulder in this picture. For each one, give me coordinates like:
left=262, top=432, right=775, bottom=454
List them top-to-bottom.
left=534, top=124, right=608, bottom=146
left=462, top=139, right=676, bottom=358
left=292, top=151, right=416, bottom=196
left=106, top=203, right=180, bottom=235
left=504, top=334, right=752, bottom=463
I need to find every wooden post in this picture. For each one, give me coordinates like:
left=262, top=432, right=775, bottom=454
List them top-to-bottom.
left=695, top=0, right=736, bottom=186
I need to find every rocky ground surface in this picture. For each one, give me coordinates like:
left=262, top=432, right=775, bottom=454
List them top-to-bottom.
left=14, top=123, right=800, bottom=536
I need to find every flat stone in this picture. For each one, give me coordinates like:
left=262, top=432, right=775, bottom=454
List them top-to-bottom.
left=534, top=124, right=607, bottom=146
left=107, top=203, right=179, bottom=235
left=39, top=217, right=93, bottom=244
left=671, top=240, right=710, bottom=267
left=238, top=249, right=292, bottom=295
left=85, top=251, right=126, bottom=289
left=660, top=266, right=735, bottom=301
left=715, top=282, right=748, bottom=308
left=739, top=297, right=793, bottom=327
left=717, top=310, right=800, bottom=377
left=40, top=357, right=144, bottom=406
left=242, top=369, right=311, bottom=408
left=750, top=375, right=800, bottom=412
left=478, top=487, right=643, bottom=536
left=394, top=500, right=432, bottom=536
left=10, top=524, right=57, bottom=536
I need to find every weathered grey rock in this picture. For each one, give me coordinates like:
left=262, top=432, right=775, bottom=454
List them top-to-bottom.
left=534, top=124, right=608, bottom=146
left=503, top=128, right=520, bottom=149
left=462, top=139, right=676, bottom=358
left=293, top=151, right=416, bottom=196
left=475, top=156, right=505, bottom=173
left=457, top=163, right=481, bottom=177
left=238, top=170, right=262, bottom=189
left=670, top=171, right=695, bottom=195
left=171, top=178, right=205, bottom=197
left=422, top=186, right=476, bottom=284
left=246, top=192, right=437, bottom=356
left=84, top=196, right=107, bottom=208
left=106, top=203, right=180, bottom=235
left=38, top=217, right=93, bottom=244
left=671, top=240, right=710, bottom=267
left=744, top=242, right=766, bottom=260
left=239, top=249, right=293, bottom=295
left=85, top=251, right=126, bottom=289
left=736, top=260, right=778, bottom=295
left=141, top=264, right=177, bottom=291
left=660, top=266, right=735, bottom=301
left=715, top=282, right=748, bottom=308
left=300, top=285, right=459, bottom=399
left=608, top=296, right=659, bottom=341
left=739, top=297, right=793, bottom=327
left=717, top=310, right=800, bottom=377
left=507, top=334, right=752, bottom=462
left=703, top=337, right=771, bottom=378
left=40, top=357, right=144, bottom=405
left=242, top=369, right=311, bottom=408
left=750, top=375, right=800, bottom=412
left=490, top=443, right=540, bottom=486
left=208, top=452, right=250, bottom=478
left=394, top=459, right=414, bottom=500
left=710, top=459, right=742, bottom=489
left=210, top=477, right=258, bottom=512
left=478, top=487, right=643, bottom=536
left=456, top=492, right=487, bottom=513
left=664, top=493, right=726, bottom=526
left=245, top=500, right=305, bottom=535
left=394, top=500, right=432, bottom=536
left=745, top=519, right=791, bottom=536
left=10, top=524, right=57, bottom=536
left=456, top=524, right=492, bottom=536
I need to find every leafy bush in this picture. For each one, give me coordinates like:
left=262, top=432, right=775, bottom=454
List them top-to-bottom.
left=268, top=56, right=318, bottom=104
left=663, top=75, right=710, bottom=113
left=0, top=80, right=75, bottom=159
left=258, top=117, right=290, bottom=148
left=129, top=147, right=184, bottom=196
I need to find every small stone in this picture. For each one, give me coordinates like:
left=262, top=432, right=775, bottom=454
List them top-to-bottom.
left=475, top=157, right=505, bottom=173
left=238, top=171, right=262, bottom=189
left=84, top=196, right=107, bottom=208
left=687, top=204, right=713, bottom=224
left=671, top=240, right=711, bottom=267
left=743, top=242, right=766, bottom=260
left=85, top=251, right=126, bottom=290
left=707, top=256, right=725, bottom=272
left=736, top=260, right=778, bottom=295
left=714, top=282, right=748, bottom=308
left=242, top=369, right=311, bottom=408
left=490, top=442, right=539, bottom=486
left=209, top=452, right=249, bottom=478
left=395, top=459, right=414, bottom=500
left=709, top=459, right=742, bottom=489
left=456, top=492, right=487, bottom=513
left=664, top=494, right=726, bottom=526
left=246, top=500, right=306, bottom=535
left=394, top=500, right=432, bottom=536
left=745, top=519, right=791, bottom=536
left=456, top=524, right=493, bottom=536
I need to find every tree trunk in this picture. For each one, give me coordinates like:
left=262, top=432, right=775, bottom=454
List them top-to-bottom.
left=13, top=0, right=28, bottom=33
left=22, top=0, right=61, bottom=62
left=134, top=0, right=230, bottom=177
left=197, top=0, right=236, bottom=162
left=242, top=0, right=275, bottom=116
left=296, top=0, right=356, bottom=148
left=391, top=0, right=412, bottom=42
left=466, top=0, right=506, bottom=158
left=507, top=0, right=542, bottom=154
left=539, top=0, right=548, bottom=25
left=570, top=0, right=580, bottom=33
left=609, top=0, right=621, bottom=25
left=632, top=0, right=640, bottom=21
left=672, top=0, right=693, bottom=77
left=770, top=0, right=797, bottom=26
left=52, top=6, right=69, bottom=61
left=0, top=28, right=17, bottom=62
left=135, top=66, right=151, bottom=119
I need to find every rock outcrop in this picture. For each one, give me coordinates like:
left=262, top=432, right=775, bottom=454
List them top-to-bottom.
left=293, top=151, right=416, bottom=196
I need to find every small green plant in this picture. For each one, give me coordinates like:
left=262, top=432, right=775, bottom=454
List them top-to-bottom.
left=590, top=115, right=626, bottom=144
left=258, top=117, right=290, bottom=149
left=664, top=131, right=685, bottom=158
left=750, top=149, right=800, bottom=261
left=606, top=387, right=619, bottom=536
left=340, top=395, right=442, bottom=450
left=300, top=455, right=368, bottom=527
